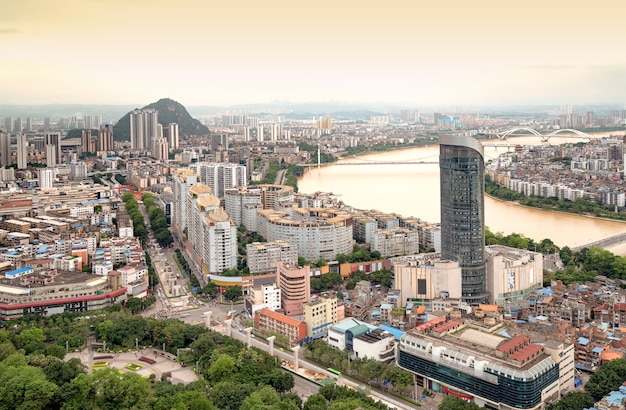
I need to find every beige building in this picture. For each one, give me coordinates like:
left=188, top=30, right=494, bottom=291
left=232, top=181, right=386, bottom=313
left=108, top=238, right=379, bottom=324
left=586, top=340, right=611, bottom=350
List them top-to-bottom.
left=372, top=227, right=419, bottom=257
left=246, top=240, right=298, bottom=275
left=485, top=245, right=543, bottom=305
left=392, top=253, right=462, bottom=306
left=276, top=262, right=310, bottom=316
left=303, top=295, right=338, bottom=337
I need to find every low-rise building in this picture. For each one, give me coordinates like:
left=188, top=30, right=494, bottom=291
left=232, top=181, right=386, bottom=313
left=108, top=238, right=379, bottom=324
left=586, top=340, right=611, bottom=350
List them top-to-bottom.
left=255, top=308, right=306, bottom=347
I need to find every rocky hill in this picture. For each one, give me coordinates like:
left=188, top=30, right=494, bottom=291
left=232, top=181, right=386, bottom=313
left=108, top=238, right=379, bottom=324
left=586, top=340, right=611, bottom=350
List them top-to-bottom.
left=113, top=98, right=209, bottom=140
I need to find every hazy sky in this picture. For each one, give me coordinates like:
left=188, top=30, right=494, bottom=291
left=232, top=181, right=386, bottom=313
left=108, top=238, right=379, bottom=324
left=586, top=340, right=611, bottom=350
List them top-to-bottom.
left=2, top=0, right=625, bottom=107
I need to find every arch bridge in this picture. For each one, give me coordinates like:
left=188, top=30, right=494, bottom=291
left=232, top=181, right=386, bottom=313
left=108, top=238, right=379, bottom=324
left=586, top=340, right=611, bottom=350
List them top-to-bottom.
left=494, top=127, right=593, bottom=142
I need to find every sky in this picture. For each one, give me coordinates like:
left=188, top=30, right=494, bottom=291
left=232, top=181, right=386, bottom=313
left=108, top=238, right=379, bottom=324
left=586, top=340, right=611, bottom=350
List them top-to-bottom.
left=1, top=0, right=625, bottom=107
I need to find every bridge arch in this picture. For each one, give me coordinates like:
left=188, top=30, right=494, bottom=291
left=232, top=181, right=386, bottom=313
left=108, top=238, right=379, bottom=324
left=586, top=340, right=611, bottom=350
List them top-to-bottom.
left=496, top=127, right=543, bottom=140
left=543, top=128, right=591, bottom=142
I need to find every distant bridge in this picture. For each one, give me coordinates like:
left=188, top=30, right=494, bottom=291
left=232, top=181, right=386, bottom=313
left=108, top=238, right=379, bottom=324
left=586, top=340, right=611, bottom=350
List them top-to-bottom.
left=487, top=127, right=594, bottom=142
left=301, top=160, right=438, bottom=168
left=572, top=232, right=626, bottom=252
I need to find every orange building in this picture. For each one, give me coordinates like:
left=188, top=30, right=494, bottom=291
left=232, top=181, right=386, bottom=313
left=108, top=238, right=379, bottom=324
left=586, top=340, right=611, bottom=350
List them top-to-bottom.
left=255, top=308, right=307, bottom=346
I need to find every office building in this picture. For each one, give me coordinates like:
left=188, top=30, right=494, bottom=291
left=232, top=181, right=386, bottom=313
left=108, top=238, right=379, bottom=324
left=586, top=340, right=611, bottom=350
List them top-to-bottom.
left=130, top=108, right=158, bottom=151
left=439, top=135, right=487, bottom=303
left=276, top=262, right=310, bottom=316
left=397, top=320, right=575, bottom=409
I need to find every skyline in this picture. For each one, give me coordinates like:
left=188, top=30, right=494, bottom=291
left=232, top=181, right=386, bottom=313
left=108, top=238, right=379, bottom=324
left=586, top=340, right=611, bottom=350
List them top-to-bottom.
left=2, top=0, right=625, bottom=107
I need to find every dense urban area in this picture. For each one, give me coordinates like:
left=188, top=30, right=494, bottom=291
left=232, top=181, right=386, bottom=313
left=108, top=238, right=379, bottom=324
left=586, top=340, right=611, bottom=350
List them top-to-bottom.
left=0, top=100, right=626, bottom=409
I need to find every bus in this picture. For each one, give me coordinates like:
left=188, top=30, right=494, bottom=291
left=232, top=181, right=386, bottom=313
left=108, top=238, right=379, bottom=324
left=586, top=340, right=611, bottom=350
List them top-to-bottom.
left=327, top=367, right=342, bottom=376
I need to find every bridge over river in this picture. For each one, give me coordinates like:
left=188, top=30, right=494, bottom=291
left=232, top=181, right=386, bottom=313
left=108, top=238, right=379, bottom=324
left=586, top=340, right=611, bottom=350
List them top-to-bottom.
left=572, top=232, right=626, bottom=252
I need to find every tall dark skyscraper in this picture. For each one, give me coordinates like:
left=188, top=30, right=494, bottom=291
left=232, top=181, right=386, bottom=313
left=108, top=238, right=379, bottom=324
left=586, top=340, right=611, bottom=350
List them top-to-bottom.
left=439, top=135, right=487, bottom=304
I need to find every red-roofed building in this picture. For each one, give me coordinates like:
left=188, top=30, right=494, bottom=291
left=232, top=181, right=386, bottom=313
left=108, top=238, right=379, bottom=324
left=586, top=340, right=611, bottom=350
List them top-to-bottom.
left=255, top=308, right=307, bottom=346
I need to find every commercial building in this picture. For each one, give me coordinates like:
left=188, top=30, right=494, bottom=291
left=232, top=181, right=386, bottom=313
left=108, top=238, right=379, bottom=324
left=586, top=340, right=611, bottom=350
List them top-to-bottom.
left=439, top=135, right=487, bottom=304
left=257, top=208, right=353, bottom=261
left=246, top=240, right=298, bottom=275
left=485, top=245, right=543, bottom=305
left=392, top=254, right=462, bottom=306
left=276, top=262, right=310, bottom=316
left=0, top=269, right=127, bottom=320
left=303, top=295, right=338, bottom=338
left=255, top=308, right=306, bottom=347
left=397, top=319, right=575, bottom=409
left=353, top=328, right=397, bottom=363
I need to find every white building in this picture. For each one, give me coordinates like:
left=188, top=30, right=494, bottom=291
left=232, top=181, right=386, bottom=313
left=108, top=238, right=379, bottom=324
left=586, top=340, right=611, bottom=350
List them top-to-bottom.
left=130, top=109, right=158, bottom=151
left=167, top=123, right=179, bottom=149
left=190, top=162, right=247, bottom=199
left=39, top=168, right=55, bottom=190
left=172, top=168, right=199, bottom=233
left=202, top=208, right=237, bottom=274
left=257, top=208, right=353, bottom=261
left=371, top=227, right=419, bottom=257
left=246, top=240, right=298, bottom=275
left=116, top=265, right=149, bottom=298
left=246, top=283, right=281, bottom=318
left=353, top=328, right=397, bottom=363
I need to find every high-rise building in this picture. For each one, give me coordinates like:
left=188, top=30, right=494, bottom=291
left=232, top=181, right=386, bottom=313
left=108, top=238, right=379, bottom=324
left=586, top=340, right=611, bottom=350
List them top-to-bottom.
left=129, top=109, right=158, bottom=151
left=4, top=117, right=13, bottom=132
left=14, top=117, right=23, bottom=132
left=25, top=117, right=32, bottom=131
left=44, top=118, right=51, bottom=130
left=167, top=123, right=179, bottom=149
left=98, top=125, right=114, bottom=152
left=81, top=130, right=95, bottom=155
left=0, top=132, right=11, bottom=167
left=44, top=132, right=62, bottom=166
left=16, top=133, right=27, bottom=169
left=439, top=135, right=487, bottom=303
left=153, top=138, right=169, bottom=161
left=39, top=168, right=55, bottom=189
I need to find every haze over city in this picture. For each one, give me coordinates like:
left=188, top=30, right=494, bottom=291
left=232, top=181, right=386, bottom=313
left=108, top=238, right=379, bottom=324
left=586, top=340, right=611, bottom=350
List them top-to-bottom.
left=2, top=0, right=625, bottom=107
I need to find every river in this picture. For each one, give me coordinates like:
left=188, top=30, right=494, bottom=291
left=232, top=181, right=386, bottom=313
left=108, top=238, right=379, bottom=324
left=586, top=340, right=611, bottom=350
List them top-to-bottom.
left=298, top=133, right=626, bottom=253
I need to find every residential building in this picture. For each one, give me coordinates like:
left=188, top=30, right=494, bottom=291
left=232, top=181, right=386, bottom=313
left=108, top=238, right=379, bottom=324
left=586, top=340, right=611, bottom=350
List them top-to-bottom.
left=130, top=108, right=158, bottom=151
left=257, top=208, right=352, bottom=261
left=371, top=227, right=419, bottom=257
left=246, top=240, right=298, bottom=275
left=276, top=262, right=310, bottom=316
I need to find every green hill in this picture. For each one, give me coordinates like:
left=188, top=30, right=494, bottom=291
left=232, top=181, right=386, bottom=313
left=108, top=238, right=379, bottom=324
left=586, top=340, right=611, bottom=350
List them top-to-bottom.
left=113, top=98, right=209, bottom=141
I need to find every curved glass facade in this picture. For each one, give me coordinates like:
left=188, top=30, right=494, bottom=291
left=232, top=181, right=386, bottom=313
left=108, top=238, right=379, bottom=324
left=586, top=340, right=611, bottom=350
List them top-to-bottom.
left=439, top=136, right=487, bottom=303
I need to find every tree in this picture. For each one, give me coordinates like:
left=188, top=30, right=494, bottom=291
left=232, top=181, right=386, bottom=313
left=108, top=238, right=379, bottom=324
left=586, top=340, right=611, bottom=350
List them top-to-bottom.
left=223, top=286, right=242, bottom=301
left=125, top=297, right=144, bottom=314
left=209, top=354, right=236, bottom=383
left=546, top=391, right=594, bottom=410
left=438, top=395, right=482, bottom=410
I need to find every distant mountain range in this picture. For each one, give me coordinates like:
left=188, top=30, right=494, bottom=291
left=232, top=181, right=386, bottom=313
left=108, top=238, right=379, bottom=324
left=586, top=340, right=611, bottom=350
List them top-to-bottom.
left=112, top=98, right=209, bottom=140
